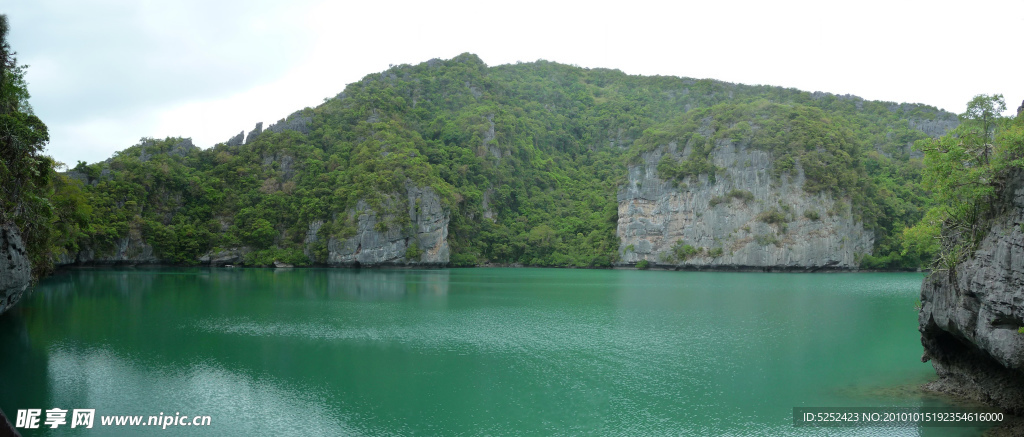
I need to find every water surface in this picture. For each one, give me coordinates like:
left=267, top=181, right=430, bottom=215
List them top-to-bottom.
left=0, top=268, right=990, bottom=435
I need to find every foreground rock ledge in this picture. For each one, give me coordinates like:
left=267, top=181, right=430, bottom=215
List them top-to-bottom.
left=919, top=171, right=1024, bottom=414
left=0, top=224, right=32, bottom=316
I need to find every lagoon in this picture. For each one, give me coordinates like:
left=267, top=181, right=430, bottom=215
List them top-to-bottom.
left=0, top=268, right=990, bottom=435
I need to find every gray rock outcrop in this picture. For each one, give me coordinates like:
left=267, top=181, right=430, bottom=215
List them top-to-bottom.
left=266, top=110, right=312, bottom=135
left=909, top=117, right=959, bottom=139
left=245, top=122, right=263, bottom=144
left=226, top=131, right=244, bottom=146
left=139, top=137, right=196, bottom=162
left=169, top=138, right=197, bottom=157
left=616, top=141, right=873, bottom=270
left=919, top=170, right=1024, bottom=413
left=324, top=183, right=449, bottom=266
left=1, top=224, right=32, bottom=315
left=57, top=229, right=159, bottom=266
left=198, top=248, right=250, bottom=267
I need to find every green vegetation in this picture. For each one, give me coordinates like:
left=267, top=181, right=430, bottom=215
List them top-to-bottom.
left=0, top=15, right=88, bottom=277
left=11, top=52, right=963, bottom=270
left=905, top=94, right=1024, bottom=274
left=633, top=99, right=941, bottom=268
left=709, top=189, right=755, bottom=207
left=757, top=209, right=788, bottom=225
left=803, top=210, right=820, bottom=221
left=754, top=234, right=781, bottom=247
left=661, top=240, right=704, bottom=264
left=405, top=241, right=423, bottom=260
left=635, top=259, right=650, bottom=270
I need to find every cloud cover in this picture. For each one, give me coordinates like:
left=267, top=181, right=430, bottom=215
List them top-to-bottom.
left=6, top=0, right=1023, bottom=165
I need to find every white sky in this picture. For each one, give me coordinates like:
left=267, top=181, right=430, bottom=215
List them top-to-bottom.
left=6, top=0, right=1023, bottom=166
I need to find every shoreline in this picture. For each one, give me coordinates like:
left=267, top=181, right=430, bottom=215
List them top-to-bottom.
left=51, top=262, right=927, bottom=274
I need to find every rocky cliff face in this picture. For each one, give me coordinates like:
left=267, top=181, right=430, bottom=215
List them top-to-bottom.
left=617, top=142, right=873, bottom=270
left=919, top=171, right=1024, bottom=413
left=56, top=183, right=450, bottom=268
left=321, top=183, right=450, bottom=267
left=1, top=224, right=32, bottom=315
left=57, top=228, right=160, bottom=266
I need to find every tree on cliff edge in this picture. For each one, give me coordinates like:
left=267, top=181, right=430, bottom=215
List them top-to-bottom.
left=0, top=14, right=87, bottom=276
left=0, top=14, right=51, bottom=222
left=913, top=94, right=1024, bottom=276
left=960, top=94, right=1007, bottom=166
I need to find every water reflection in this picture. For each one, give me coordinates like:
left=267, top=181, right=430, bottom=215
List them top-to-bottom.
left=0, top=268, right=998, bottom=436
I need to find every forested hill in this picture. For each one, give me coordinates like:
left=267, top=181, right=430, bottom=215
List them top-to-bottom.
left=60, top=53, right=955, bottom=269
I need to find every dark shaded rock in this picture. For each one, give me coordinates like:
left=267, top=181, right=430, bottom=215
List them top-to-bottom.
left=266, top=110, right=312, bottom=135
left=908, top=116, right=959, bottom=139
left=245, top=122, right=263, bottom=144
left=226, top=131, right=244, bottom=146
left=169, top=138, right=197, bottom=157
left=64, top=170, right=92, bottom=186
left=919, top=170, right=1024, bottom=414
left=0, top=224, right=32, bottom=316
left=56, top=229, right=159, bottom=266
left=198, top=248, right=250, bottom=267
left=0, top=407, right=22, bottom=437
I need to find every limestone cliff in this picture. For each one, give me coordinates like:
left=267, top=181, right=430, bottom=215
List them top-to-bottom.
left=617, top=142, right=874, bottom=270
left=919, top=170, right=1024, bottom=413
left=57, top=183, right=450, bottom=268
left=320, top=183, right=450, bottom=267
left=0, top=225, right=32, bottom=316
left=57, top=227, right=160, bottom=266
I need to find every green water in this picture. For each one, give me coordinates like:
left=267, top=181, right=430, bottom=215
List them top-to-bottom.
left=0, top=268, right=993, bottom=435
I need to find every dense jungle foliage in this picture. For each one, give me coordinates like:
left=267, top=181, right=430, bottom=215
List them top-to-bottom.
left=0, top=15, right=88, bottom=277
left=15, top=52, right=970, bottom=269
left=907, top=94, right=1024, bottom=274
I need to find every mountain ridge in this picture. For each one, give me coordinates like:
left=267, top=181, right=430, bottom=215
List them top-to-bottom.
left=56, top=53, right=955, bottom=270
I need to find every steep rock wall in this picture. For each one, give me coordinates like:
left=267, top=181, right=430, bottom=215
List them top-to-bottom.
left=617, top=142, right=873, bottom=270
left=919, top=171, right=1024, bottom=413
left=56, top=183, right=449, bottom=268
left=320, top=184, right=450, bottom=267
left=0, top=225, right=32, bottom=315
left=57, top=228, right=159, bottom=266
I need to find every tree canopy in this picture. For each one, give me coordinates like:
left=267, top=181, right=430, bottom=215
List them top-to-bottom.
left=0, top=14, right=88, bottom=277
left=59, top=55, right=960, bottom=269
left=906, top=94, right=1023, bottom=272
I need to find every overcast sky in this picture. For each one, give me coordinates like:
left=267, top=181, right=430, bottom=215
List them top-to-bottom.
left=6, top=0, right=1023, bottom=166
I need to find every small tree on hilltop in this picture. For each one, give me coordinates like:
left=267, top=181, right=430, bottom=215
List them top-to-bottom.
left=960, top=94, right=1007, bottom=166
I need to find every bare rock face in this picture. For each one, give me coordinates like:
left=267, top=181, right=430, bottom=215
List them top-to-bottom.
left=266, top=110, right=313, bottom=135
left=245, top=122, right=263, bottom=144
left=226, top=131, right=244, bottom=146
left=616, top=142, right=873, bottom=270
left=919, top=170, right=1024, bottom=413
left=325, top=183, right=449, bottom=267
left=1, top=225, right=32, bottom=315
left=58, top=228, right=159, bottom=266
left=198, top=248, right=250, bottom=267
